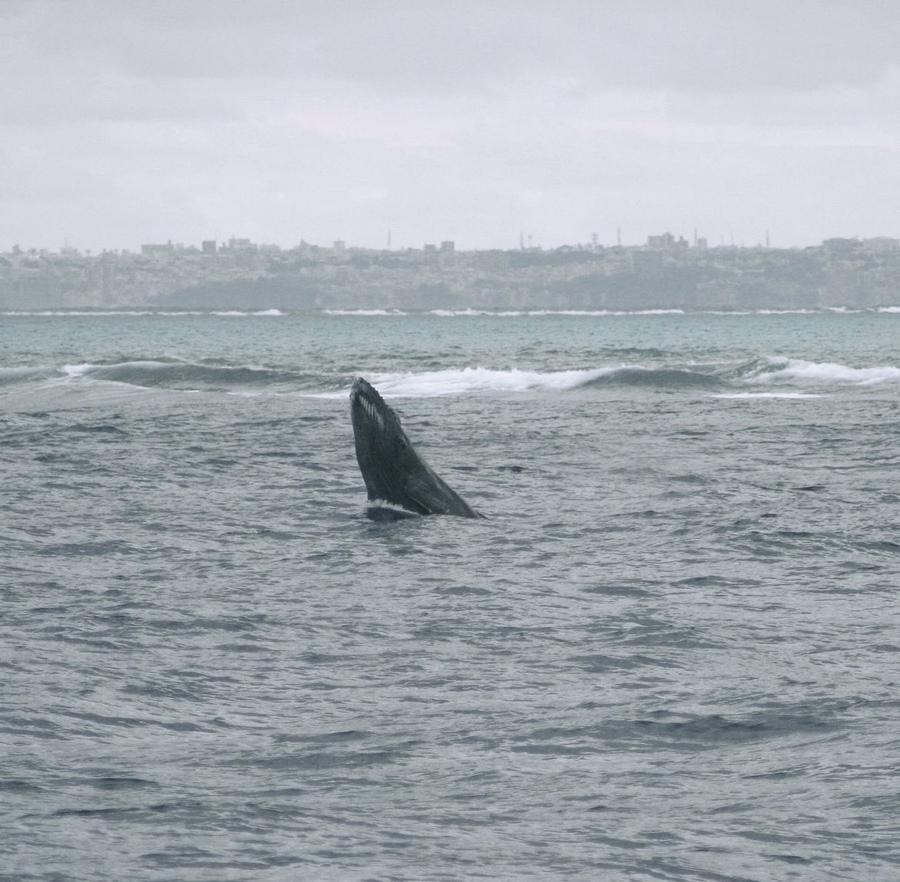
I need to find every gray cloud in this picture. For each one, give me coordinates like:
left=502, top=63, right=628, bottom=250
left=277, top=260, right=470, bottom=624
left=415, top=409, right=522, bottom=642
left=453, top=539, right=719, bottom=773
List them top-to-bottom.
left=3, top=0, right=900, bottom=251
left=14, top=1, right=900, bottom=91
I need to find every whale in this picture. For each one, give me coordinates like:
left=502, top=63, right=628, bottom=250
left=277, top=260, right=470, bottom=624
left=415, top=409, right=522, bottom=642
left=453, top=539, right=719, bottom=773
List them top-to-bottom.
left=350, top=377, right=483, bottom=518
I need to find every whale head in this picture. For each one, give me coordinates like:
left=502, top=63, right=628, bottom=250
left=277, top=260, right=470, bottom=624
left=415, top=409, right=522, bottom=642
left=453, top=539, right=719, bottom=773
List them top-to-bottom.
left=349, top=377, right=482, bottom=518
left=350, top=377, right=422, bottom=508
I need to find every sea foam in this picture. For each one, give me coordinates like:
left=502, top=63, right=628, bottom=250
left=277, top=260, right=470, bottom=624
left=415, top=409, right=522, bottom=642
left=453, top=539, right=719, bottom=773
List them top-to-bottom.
left=746, top=357, right=900, bottom=386
left=360, top=367, right=615, bottom=397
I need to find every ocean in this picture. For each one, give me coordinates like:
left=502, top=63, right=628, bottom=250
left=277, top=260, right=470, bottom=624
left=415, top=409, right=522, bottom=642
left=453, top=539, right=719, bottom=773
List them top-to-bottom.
left=1, top=307, right=899, bottom=881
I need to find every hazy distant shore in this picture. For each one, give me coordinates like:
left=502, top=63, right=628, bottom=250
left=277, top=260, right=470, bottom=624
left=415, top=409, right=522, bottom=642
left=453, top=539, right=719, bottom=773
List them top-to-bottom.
left=3, top=235, right=898, bottom=311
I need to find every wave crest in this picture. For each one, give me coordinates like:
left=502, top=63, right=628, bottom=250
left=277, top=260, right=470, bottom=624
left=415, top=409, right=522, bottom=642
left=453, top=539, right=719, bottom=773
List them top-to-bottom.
left=743, top=357, right=900, bottom=387
left=356, top=365, right=723, bottom=397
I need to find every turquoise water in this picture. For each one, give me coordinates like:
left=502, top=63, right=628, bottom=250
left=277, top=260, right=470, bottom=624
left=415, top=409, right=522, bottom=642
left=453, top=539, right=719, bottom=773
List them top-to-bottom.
left=3, top=308, right=898, bottom=386
left=2, top=309, right=899, bottom=880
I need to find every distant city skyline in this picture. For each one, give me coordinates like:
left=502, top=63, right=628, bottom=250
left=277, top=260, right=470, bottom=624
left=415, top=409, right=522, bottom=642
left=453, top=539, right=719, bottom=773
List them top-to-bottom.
left=4, top=2, right=900, bottom=254
left=5, top=223, right=900, bottom=313
left=5, top=229, right=896, bottom=258
left=0, top=231, right=863, bottom=255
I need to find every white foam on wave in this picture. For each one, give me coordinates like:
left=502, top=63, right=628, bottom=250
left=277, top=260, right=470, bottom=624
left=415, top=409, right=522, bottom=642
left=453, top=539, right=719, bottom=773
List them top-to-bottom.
left=323, top=308, right=407, bottom=316
left=427, top=308, right=687, bottom=317
left=526, top=308, right=685, bottom=316
left=210, top=309, right=286, bottom=317
left=310, top=357, right=900, bottom=401
left=746, top=357, right=900, bottom=386
left=61, top=360, right=178, bottom=377
left=61, top=363, right=96, bottom=377
left=306, top=366, right=615, bottom=399
left=358, top=366, right=617, bottom=398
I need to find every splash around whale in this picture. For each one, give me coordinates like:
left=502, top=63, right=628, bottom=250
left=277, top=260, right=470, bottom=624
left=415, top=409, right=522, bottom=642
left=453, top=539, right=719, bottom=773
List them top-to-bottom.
left=350, top=377, right=484, bottom=519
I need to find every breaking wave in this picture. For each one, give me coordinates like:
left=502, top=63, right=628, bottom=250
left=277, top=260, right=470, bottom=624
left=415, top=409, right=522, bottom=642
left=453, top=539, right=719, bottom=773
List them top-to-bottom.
left=4, top=356, right=898, bottom=400
left=739, top=356, right=900, bottom=387
left=344, top=357, right=900, bottom=398
left=0, top=359, right=314, bottom=394
left=343, top=365, right=724, bottom=398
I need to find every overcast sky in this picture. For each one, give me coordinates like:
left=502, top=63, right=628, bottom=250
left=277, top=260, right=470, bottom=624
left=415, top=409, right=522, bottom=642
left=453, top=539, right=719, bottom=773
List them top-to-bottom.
left=3, top=0, right=900, bottom=252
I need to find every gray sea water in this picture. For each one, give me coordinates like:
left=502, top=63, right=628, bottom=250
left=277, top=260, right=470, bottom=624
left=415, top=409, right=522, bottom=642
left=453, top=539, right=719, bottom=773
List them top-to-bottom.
left=2, top=308, right=899, bottom=881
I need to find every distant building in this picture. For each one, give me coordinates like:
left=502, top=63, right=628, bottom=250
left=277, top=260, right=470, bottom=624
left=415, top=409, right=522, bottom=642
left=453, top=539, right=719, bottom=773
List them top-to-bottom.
left=646, top=232, right=675, bottom=250
left=646, top=232, right=690, bottom=252
left=822, top=237, right=860, bottom=255
left=201, top=240, right=217, bottom=254
left=296, top=240, right=320, bottom=256
left=333, top=240, right=346, bottom=254
left=440, top=240, right=455, bottom=254
left=141, top=242, right=174, bottom=256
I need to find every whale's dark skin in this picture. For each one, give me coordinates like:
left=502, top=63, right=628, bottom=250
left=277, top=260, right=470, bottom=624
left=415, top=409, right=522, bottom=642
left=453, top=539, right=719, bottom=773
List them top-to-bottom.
left=350, top=377, right=483, bottom=518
